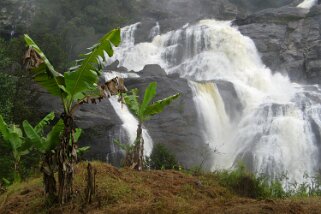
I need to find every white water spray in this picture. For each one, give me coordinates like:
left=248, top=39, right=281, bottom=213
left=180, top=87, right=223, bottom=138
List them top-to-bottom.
left=297, top=0, right=317, bottom=9
left=109, top=20, right=321, bottom=184
left=149, top=22, right=160, bottom=39
left=104, top=35, right=154, bottom=156
left=107, top=96, right=153, bottom=156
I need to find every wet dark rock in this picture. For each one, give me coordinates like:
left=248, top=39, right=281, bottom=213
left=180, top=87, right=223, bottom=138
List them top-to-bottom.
left=135, top=0, right=300, bottom=40
left=235, top=5, right=321, bottom=83
left=32, top=64, right=209, bottom=168
left=138, top=64, right=167, bottom=77
left=125, top=67, right=206, bottom=168
left=215, top=80, right=244, bottom=121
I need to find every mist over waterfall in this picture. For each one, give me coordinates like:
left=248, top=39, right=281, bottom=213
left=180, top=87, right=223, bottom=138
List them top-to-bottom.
left=297, top=0, right=318, bottom=9
left=107, top=19, right=321, bottom=184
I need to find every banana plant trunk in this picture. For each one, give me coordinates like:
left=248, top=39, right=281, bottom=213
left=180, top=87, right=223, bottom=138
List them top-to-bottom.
left=57, top=114, right=77, bottom=204
left=134, top=122, right=144, bottom=171
left=41, top=153, right=56, bottom=200
left=13, top=161, right=20, bottom=182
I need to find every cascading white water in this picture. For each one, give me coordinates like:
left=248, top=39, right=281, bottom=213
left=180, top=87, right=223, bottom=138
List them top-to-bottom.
left=297, top=0, right=317, bottom=9
left=109, top=19, right=321, bottom=184
left=120, top=22, right=140, bottom=47
left=149, top=22, right=160, bottom=39
left=104, top=24, right=153, bottom=156
left=188, top=82, right=231, bottom=151
left=107, top=96, right=153, bottom=156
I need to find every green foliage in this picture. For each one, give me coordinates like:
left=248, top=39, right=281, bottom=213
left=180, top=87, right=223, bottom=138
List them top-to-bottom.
left=24, top=0, right=149, bottom=71
left=24, top=28, right=121, bottom=113
left=24, top=28, right=120, bottom=203
left=64, top=28, right=121, bottom=102
left=24, top=35, right=66, bottom=97
left=0, top=36, right=40, bottom=127
left=0, top=38, right=12, bottom=69
left=0, top=38, right=21, bottom=123
left=0, top=73, right=17, bottom=122
left=124, top=82, right=180, bottom=122
left=140, top=82, right=157, bottom=119
left=122, top=83, right=179, bottom=170
left=124, top=89, right=140, bottom=118
left=144, top=93, right=181, bottom=117
left=0, top=111, right=86, bottom=184
left=0, top=112, right=65, bottom=183
left=34, top=112, right=55, bottom=134
left=0, top=114, right=34, bottom=182
left=0, top=115, right=26, bottom=163
left=22, top=118, right=64, bottom=154
left=45, top=120, right=64, bottom=152
left=73, top=128, right=83, bottom=144
left=114, top=139, right=134, bottom=153
left=147, top=143, right=179, bottom=170
left=0, top=146, right=14, bottom=184
left=77, top=146, right=90, bottom=157
left=216, top=163, right=287, bottom=199
left=219, top=165, right=268, bottom=198
left=187, top=166, right=205, bottom=176
left=2, top=178, right=11, bottom=187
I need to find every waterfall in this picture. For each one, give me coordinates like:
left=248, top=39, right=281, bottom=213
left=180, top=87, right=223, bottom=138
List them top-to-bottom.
left=297, top=0, right=318, bottom=9
left=109, top=19, right=321, bottom=184
left=120, top=22, right=140, bottom=47
left=149, top=22, right=160, bottom=39
left=104, top=23, right=154, bottom=156
left=189, top=82, right=231, bottom=151
left=108, top=96, right=153, bottom=156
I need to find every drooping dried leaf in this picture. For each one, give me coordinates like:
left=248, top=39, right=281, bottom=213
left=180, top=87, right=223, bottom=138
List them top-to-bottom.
left=23, top=47, right=44, bottom=70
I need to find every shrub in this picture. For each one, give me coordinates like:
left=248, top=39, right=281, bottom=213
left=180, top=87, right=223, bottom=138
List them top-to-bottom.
left=148, top=143, right=178, bottom=170
left=216, top=163, right=287, bottom=199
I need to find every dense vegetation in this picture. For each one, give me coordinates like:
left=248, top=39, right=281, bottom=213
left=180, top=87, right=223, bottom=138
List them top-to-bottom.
left=0, top=0, right=148, bottom=186
left=1, top=0, right=182, bottom=205
left=24, top=0, right=149, bottom=70
left=0, top=37, right=40, bottom=184
left=147, top=143, right=179, bottom=170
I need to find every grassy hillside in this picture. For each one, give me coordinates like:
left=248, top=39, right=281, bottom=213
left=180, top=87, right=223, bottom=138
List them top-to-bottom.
left=1, top=162, right=321, bottom=214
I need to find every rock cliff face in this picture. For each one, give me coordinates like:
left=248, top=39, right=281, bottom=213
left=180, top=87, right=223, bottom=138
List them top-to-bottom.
left=134, top=0, right=301, bottom=43
left=235, top=4, right=321, bottom=83
left=33, top=63, right=243, bottom=168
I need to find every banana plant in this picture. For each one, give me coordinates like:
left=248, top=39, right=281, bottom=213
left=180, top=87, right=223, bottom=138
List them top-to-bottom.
left=23, top=28, right=122, bottom=204
left=124, top=82, right=180, bottom=171
left=0, top=112, right=64, bottom=184
left=22, top=113, right=63, bottom=198
left=0, top=115, right=29, bottom=182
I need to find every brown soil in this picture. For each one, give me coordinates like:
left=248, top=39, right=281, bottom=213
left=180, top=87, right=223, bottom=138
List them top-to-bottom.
left=1, top=162, right=321, bottom=214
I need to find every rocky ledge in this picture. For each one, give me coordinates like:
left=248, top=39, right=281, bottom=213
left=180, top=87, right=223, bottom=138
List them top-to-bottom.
left=234, top=4, right=321, bottom=84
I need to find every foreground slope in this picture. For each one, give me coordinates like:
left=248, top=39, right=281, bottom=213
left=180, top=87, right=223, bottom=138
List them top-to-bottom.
left=1, top=162, right=321, bottom=214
